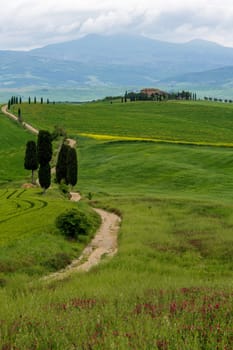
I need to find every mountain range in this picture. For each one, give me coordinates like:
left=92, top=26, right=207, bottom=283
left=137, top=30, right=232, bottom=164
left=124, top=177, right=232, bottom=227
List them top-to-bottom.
left=1, top=34, right=233, bottom=100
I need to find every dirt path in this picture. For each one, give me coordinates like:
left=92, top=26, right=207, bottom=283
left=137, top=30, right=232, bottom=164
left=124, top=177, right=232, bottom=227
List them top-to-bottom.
left=1, top=104, right=121, bottom=280
left=1, top=104, right=39, bottom=135
left=66, top=138, right=77, bottom=148
left=43, top=193, right=121, bottom=282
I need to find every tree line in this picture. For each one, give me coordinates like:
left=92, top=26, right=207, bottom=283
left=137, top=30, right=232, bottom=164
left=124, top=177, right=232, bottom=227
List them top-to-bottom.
left=122, top=90, right=197, bottom=102
left=8, top=95, right=55, bottom=110
left=203, top=96, right=233, bottom=103
left=24, top=131, right=78, bottom=193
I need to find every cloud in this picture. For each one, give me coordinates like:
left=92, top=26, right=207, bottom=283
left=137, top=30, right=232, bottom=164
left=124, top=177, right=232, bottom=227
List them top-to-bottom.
left=1, top=0, right=233, bottom=49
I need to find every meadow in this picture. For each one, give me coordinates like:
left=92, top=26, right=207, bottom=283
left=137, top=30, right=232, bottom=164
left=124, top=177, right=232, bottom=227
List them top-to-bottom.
left=0, top=100, right=232, bottom=349
left=11, top=100, right=233, bottom=144
left=0, top=116, right=36, bottom=186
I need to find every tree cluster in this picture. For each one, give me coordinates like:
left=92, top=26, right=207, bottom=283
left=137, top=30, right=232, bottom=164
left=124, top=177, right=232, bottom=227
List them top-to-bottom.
left=122, top=90, right=197, bottom=102
left=123, top=91, right=167, bottom=102
left=168, top=91, right=197, bottom=101
left=8, top=96, right=22, bottom=109
left=204, top=96, right=233, bottom=103
left=24, top=130, right=52, bottom=192
left=24, top=132, right=78, bottom=193
left=56, top=142, right=78, bottom=189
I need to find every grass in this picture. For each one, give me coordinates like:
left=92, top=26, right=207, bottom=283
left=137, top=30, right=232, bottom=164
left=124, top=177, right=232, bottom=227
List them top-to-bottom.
left=11, top=99, right=233, bottom=144
left=0, top=100, right=232, bottom=349
left=0, top=110, right=36, bottom=186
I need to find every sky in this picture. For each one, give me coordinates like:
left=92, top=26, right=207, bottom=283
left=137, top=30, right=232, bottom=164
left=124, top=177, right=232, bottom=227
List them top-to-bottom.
left=2, top=0, right=233, bottom=50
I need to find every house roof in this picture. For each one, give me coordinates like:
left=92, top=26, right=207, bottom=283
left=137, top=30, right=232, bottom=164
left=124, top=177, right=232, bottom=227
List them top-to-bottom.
left=141, top=88, right=168, bottom=95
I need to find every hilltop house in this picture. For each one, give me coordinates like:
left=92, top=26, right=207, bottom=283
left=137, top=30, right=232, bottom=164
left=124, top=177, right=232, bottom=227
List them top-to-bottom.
left=140, top=88, right=168, bottom=99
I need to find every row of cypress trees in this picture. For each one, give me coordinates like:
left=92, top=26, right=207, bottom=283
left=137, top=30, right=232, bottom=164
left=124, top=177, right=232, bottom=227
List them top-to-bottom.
left=24, top=131, right=78, bottom=192
left=56, top=143, right=78, bottom=188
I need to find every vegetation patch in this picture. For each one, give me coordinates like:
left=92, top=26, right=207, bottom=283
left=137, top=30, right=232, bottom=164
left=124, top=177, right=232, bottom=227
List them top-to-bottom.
left=56, top=207, right=100, bottom=240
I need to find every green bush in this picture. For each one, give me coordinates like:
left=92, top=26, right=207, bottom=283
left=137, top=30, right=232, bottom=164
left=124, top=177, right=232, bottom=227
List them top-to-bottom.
left=58, top=180, right=69, bottom=195
left=55, top=209, right=92, bottom=239
left=43, top=252, right=72, bottom=271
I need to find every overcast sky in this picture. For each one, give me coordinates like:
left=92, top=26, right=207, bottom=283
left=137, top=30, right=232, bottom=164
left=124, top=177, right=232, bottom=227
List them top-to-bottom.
left=2, top=0, right=233, bottom=50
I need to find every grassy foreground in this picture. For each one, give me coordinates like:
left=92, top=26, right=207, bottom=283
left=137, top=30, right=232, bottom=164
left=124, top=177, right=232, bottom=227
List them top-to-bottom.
left=0, top=101, right=232, bottom=349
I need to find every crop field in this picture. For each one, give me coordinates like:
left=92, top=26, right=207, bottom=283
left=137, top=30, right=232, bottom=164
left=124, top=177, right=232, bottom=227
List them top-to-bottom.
left=0, top=100, right=232, bottom=349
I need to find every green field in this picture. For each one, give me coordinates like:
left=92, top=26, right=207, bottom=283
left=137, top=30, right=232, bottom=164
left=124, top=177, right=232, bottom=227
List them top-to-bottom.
left=0, top=100, right=233, bottom=349
left=11, top=100, right=233, bottom=144
left=0, top=115, right=37, bottom=185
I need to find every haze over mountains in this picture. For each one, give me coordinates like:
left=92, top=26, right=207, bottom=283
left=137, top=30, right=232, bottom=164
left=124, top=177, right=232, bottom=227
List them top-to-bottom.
left=1, top=34, right=233, bottom=100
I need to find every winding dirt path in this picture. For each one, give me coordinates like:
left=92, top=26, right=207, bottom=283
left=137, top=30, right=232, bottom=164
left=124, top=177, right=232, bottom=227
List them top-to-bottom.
left=1, top=104, right=121, bottom=280
left=1, top=104, right=39, bottom=135
left=43, top=193, right=121, bottom=282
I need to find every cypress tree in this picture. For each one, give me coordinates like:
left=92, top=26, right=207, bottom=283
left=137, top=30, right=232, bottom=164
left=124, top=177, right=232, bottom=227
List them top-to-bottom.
left=124, top=91, right=127, bottom=103
left=28, top=96, right=31, bottom=104
left=34, top=96, right=37, bottom=104
left=19, top=97, right=22, bottom=104
left=41, top=97, right=43, bottom=104
left=8, top=100, right=11, bottom=110
left=18, top=108, right=22, bottom=123
left=37, top=130, right=52, bottom=166
left=24, top=140, right=38, bottom=184
left=56, top=143, right=69, bottom=184
left=67, top=147, right=78, bottom=188
left=38, top=163, right=51, bottom=193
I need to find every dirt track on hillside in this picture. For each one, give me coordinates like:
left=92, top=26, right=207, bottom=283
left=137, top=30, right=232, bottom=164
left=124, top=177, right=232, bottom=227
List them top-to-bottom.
left=1, top=105, right=121, bottom=280
left=1, top=105, right=39, bottom=135
left=43, top=193, right=121, bottom=282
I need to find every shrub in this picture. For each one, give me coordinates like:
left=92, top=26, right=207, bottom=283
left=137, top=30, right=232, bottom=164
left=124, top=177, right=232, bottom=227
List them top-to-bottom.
left=59, top=180, right=69, bottom=195
left=55, top=209, right=92, bottom=239
left=43, top=252, right=72, bottom=271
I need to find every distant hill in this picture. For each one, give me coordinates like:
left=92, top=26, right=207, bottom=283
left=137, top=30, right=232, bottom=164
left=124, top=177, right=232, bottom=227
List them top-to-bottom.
left=1, top=34, right=233, bottom=99
left=30, top=35, right=233, bottom=75
left=160, top=66, right=233, bottom=89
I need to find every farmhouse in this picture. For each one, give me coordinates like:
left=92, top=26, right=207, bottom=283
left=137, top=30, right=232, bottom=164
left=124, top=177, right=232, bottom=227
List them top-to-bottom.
left=140, top=88, right=168, bottom=98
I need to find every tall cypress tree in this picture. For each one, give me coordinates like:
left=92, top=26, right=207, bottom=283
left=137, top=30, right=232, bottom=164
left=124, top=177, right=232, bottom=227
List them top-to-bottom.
left=18, top=108, right=22, bottom=123
left=37, top=130, right=52, bottom=166
left=37, top=130, right=52, bottom=193
left=24, top=141, right=38, bottom=184
left=56, top=143, right=70, bottom=184
left=67, top=147, right=78, bottom=188
left=38, top=163, right=51, bottom=193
